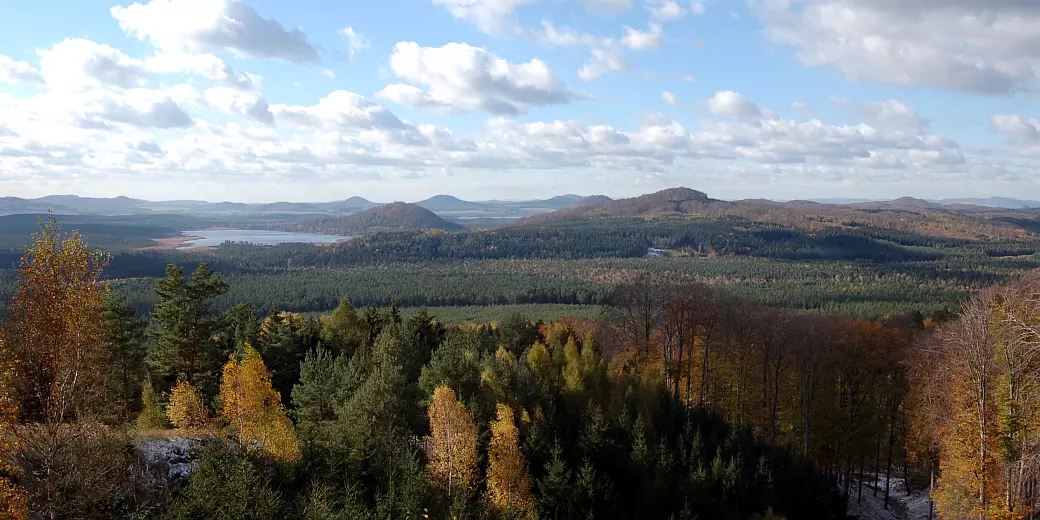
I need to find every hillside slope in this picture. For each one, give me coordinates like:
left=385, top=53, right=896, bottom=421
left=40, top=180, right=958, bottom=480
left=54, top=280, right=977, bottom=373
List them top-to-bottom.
left=518, top=187, right=1040, bottom=241
left=293, top=202, right=464, bottom=234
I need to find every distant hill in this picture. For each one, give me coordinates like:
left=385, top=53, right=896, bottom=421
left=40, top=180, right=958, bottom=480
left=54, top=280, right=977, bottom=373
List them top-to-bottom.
left=518, top=187, right=1040, bottom=241
left=520, top=187, right=715, bottom=224
left=415, top=195, right=487, bottom=212
left=571, top=195, right=613, bottom=207
left=847, top=197, right=950, bottom=212
left=935, top=197, right=1040, bottom=209
left=295, top=202, right=464, bottom=234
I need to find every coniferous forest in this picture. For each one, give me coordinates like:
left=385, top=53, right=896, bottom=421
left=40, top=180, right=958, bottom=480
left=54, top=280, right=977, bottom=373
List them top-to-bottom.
left=4, top=215, right=1040, bottom=519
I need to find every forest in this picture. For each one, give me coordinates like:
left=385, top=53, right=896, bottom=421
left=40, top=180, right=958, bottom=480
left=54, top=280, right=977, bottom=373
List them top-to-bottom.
left=5, top=215, right=1040, bottom=518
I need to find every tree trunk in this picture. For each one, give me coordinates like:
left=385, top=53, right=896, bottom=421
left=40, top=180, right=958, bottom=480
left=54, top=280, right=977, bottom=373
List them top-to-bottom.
left=885, top=411, right=895, bottom=510
left=874, top=433, right=881, bottom=498
left=857, top=450, right=865, bottom=505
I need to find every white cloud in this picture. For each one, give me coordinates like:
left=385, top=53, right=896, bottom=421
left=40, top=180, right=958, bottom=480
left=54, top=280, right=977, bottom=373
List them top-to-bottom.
left=112, top=0, right=319, bottom=63
left=432, top=0, right=533, bottom=35
left=648, top=0, right=687, bottom=21
left=755, top=0, right=1040, bottom=95
left=691, top=1, right=705, bottom=15
left=535, top=21, right=607, bottom=47
left=621, top=23, right=662, bottom=50
left=340, top=27, right=369, bottom=60
left=38, top=39, right=147, bottom=91
left=376, top=42, right=574, bottom=115
left=578, top=45, right=627, bottom=81
left=144, top=50, right=260, bottom=89
left=0, top=56, right=43, bottom=84
left=681, top=74, right=695, bottom=82
left=204, top=86, right=272, bottom=124
left=272, top=90, right=408, bottom=130
left=661, top=90, right=677, bottom=106
left=707, top=90, right=761, bottom=118
left=861, top=100, right=929, bottom=132
left=790, top=101, right=812, bottom=113
left=992, top=114, right=1040, bottom=152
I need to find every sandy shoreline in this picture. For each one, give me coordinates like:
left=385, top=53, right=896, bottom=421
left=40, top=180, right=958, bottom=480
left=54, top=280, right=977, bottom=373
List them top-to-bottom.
left=137, top=235, right=200, bottom=250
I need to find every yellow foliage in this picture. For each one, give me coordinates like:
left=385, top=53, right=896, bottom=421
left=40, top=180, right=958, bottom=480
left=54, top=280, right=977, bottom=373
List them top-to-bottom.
left=4, top=217, right=109, bottom=423
left=0, top=337, right=28, bottom=520
left=220, top=345, right=301, bottom=464
left=167, top=380, right=209, bottom=430
left=426, top=385, right=479, bottom=496
left=486, top=403, right=533, bottom=517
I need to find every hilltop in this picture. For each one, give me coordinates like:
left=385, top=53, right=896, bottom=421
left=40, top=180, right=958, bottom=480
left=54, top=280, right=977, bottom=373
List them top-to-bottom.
left=518, top=187, right=1040, bottom=241
left=415, top=195, right=487, bottom=211
left=291, top=202, right=464, bottom=234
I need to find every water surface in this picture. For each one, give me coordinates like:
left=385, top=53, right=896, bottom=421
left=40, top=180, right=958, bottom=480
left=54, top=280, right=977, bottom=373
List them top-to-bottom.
left=179, top=229, right=347, bottom=249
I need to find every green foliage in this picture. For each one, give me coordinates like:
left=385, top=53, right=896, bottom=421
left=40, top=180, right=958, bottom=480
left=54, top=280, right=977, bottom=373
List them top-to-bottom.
left=148, top=263, right=230, bottom=397
left=101, top=290, right=148, bottom=421
left=136, top=380, right=170, bottom=430
left=165, top=442, right=284, bottom=520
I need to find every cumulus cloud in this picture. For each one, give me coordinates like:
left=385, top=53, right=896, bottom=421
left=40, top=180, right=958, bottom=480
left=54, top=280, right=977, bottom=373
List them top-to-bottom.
left=112, top=0, right=319, bottom=63
left=432, top=0, right=533, bottom=35
left=647, top=0, right=687, bottom=21
left=755, top=0, right=1040, bottom=95
left=535, top=21, right=608, bottom=47
left=621, top=23, right=662, bottom=50
left=340, top=27, right=369, bottom=60
left=38, top=39, right=147, bottom=91
left=376, top=42, right=574, bottom=115
left=578, top=45, right=627, bottom=81
left=145, top=50, right=260, bottom=89
left=0, top=56, right=43, bottom=84
left=204, top=86, right=272, bottom=124
left=272, top=90, right=408, bottom=130
left=661, top=91, right=678, bottom=106
left=707, top=91, right=761, bottom=118
left=861, top=100, right=929, bottom=132
left=992, top=114, right=1040, bottom=151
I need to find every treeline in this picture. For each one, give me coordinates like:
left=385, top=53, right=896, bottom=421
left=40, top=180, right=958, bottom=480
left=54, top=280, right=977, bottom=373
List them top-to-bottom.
left=0, top=218, right=844, bottom=519
left=907, top=271, right=1040, bottom=518
left=604, top=277, right=930, bottom=513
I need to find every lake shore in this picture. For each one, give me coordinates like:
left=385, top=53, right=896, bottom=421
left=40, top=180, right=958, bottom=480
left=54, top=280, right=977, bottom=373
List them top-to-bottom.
left=137, top=235, right=201, bottom=250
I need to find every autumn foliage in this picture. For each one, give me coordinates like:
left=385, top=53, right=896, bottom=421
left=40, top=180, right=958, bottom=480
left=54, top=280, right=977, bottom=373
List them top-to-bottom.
left=220, top=345, right=301, bottom=464
left=166, top=380, right=209, bottom=430
left=425, top=385, right=479, bottom=497
left=486, top=403, right=534, bottom=516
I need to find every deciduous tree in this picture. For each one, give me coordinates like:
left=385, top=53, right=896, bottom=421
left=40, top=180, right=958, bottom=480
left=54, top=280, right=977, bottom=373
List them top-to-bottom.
left=220, top=346, right=301, bottom=464
left=425, top=385, right=478, bottom=497
left=487, top=403, right=533, bottom=517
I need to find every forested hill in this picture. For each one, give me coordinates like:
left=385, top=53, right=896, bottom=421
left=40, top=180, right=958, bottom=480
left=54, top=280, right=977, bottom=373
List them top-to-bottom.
left=519, top=187, right=1040, bottom=241
left=280, top=202, right=465, bottom=234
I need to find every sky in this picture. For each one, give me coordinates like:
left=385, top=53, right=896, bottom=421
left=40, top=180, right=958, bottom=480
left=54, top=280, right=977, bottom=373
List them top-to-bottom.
left=1, top=0, right=1040, bottom=203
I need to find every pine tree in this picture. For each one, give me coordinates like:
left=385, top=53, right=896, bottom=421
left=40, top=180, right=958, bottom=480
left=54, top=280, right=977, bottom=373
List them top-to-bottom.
left=149, top=263, right=229, bottom=387
left=101, top=291, right=148, bottom=421
left=220, top=345, right=302, bottom=464
left=167, top=379, right=210, bottom=430
left=136, top=380, right=170, bottom=430
left=426, top=385, right=478, bottom=497
left=487, top=403, right=534, bottom=517
left=536, top=442, right=574, bottom=520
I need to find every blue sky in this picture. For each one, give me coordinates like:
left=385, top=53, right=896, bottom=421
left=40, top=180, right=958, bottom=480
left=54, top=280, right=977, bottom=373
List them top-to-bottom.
left=0, top=0, right=1039, bottom=203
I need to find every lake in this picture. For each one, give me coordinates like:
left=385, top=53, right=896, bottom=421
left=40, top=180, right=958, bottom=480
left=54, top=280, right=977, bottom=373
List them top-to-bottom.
left=179, top=229, right=348, bottom=249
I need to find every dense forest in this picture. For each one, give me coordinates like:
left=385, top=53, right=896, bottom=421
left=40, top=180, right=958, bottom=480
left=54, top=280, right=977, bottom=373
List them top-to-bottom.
left=4, top=211, right=1038, bottom=323
left=6, top=215, right=1040, bottom=518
